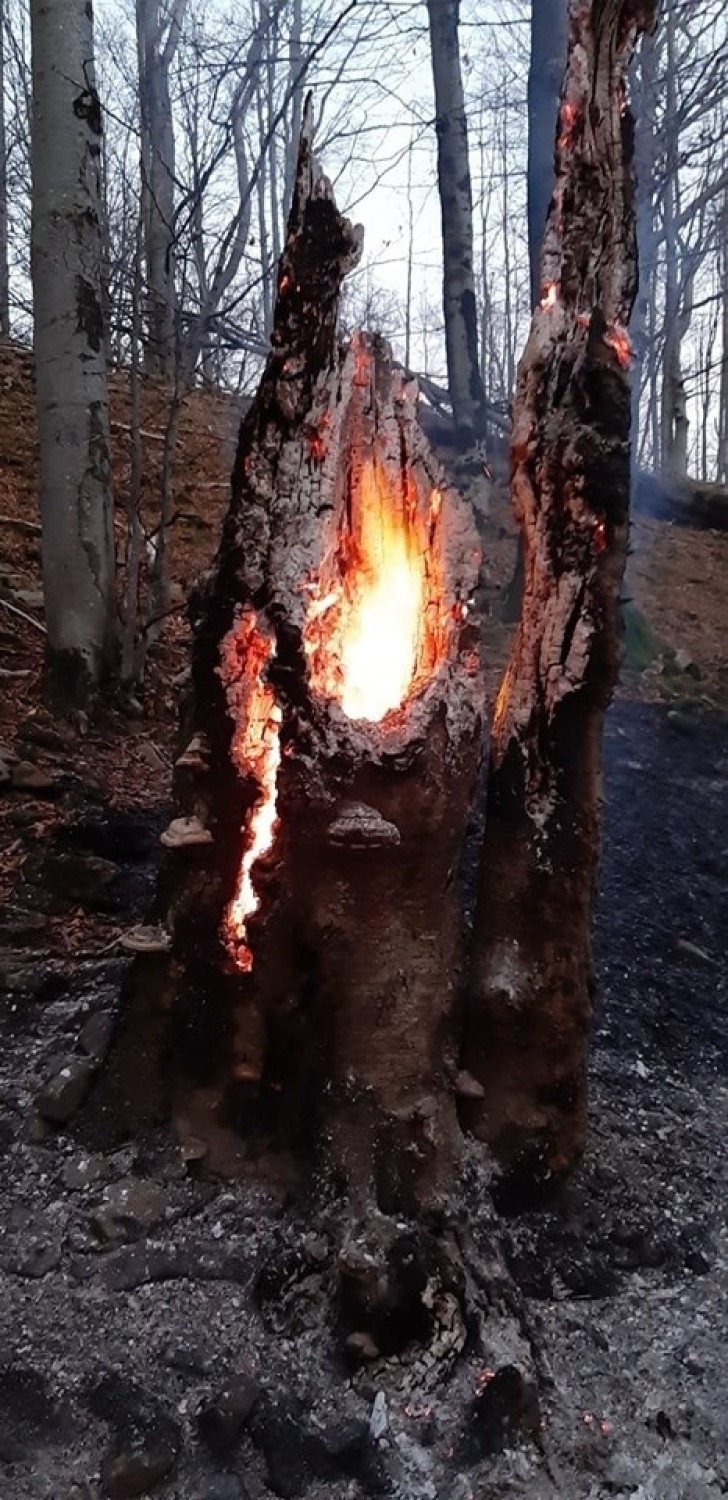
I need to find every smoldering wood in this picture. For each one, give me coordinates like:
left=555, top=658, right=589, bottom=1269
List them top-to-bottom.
left=462, top=0, right=662, bottom=1193
left=93, top=100, right=484, bottom=1217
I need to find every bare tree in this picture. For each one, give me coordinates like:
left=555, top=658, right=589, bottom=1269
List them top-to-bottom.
left=30, top=0, right=117, bottom=706
left=136, top=0, right=187, bottom=377
left=426, top=0, right=487, bottom=440
left=527, top=0, right=568, bottom=310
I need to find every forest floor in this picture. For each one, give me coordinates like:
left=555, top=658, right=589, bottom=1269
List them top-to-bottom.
left=0, top=339, right=726, bottom=1499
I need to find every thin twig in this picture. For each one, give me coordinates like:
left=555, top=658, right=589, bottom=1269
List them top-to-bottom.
left=0, top=598, right=47, bottom=634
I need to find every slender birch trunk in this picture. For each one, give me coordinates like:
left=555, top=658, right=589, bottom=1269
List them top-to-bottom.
left=30, top=0, right=117, bottom=706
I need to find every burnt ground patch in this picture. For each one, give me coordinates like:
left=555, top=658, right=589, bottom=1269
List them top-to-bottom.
left=0, top=698, right=724, bottom=1499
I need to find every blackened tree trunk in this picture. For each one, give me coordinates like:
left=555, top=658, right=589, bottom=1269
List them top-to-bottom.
left=30, top=0, right=117, bottom=706
left=426, top=0, right=488, bottom=441
left=463, top=0, right=661, bottom=1193
left=502, top=0, right=569, bottom=628
left=98, top=101, right=483, bottom=1220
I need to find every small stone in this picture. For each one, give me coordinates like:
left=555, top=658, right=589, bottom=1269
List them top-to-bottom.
left=18, top=718, right=72, bottom=751
left=137, top=741, right=167, bottom=771
left=11, top=761, right=59, bottom=794
left=0, top=907, right=49, bottom=944
left=79, top=1010, right=114, bottom=1059
left=35, top=1057, right=95, bottom=1124
left=455, top=1069, right=485, bottom=1099
left=180, top=1136, right=208, bottom=1166
left=63, top=1153, right=109, bottom=1190
left=93, top=1179, right=169, bottom=1242
left=3, top=1239, right=61, bottom=1278
left=345, top=1331, right=380, bottom=1362
left=197, top=1372, right=258, bottom=1455
left=369, top=1392, right=388, bottom=1441
left=101, top=1438, right=178, bottom=1498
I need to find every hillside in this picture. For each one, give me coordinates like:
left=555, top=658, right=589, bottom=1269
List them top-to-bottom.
left=0, top=340, right=726, bottom=1500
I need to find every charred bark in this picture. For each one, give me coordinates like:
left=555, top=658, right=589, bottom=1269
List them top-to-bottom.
left=463, top=0, right=661, bottom=1194
left=96, top=100, right=483, bottom=1218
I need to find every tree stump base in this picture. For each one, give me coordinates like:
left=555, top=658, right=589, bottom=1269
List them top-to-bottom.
left=90, top=103, right=483, bottom=1221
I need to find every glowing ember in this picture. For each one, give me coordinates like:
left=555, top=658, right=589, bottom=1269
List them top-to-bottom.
left=558, top=100, right=580, bottom=149
left=540, top=282, right=559, bottom=311
left=603, top=323, right=632, bottom=369
left=304, top=459, right=447, bottom=723
left=220, top=611, right=282, bottom=972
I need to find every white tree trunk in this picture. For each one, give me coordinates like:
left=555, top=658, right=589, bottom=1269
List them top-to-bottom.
left=30, top=0, right=117, bottom=704
left=425, top=0, right=487, bottom=440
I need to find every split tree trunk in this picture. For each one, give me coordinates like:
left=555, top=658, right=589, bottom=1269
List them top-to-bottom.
left=30, top=0, right=117, bottom=706
left=425, top=0, right=488, bottom=442
left=463, top=0, right=661, bottom=1194
left=99, top=101, right=483, bottom=1216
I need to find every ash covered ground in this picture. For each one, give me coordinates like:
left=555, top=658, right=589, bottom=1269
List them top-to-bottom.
left=0, top=698, right=725, bottom=1500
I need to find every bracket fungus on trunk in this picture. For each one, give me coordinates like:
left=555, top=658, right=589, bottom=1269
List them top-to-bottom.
left=99, top=98, right=483, bottom=1211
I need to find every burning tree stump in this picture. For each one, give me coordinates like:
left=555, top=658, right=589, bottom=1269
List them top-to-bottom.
left=462, top=0, right=661, bottom=1193
left=100, top=101, right=483, bottom=1215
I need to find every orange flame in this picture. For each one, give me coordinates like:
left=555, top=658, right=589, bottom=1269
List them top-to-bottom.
left=558, top=100, right=580, bottom=149
left=540, top=282, right=559, bottom=311
left=603, top=323, right=632, bottom=369
left=221, top=454, right=452, bottom=968
left=303, top=460, right=447, bottom=723
left=221, top=611, right=282, bottom=972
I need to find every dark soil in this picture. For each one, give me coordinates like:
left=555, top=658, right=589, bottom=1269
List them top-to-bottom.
left=1, top=338, right=726, bottom=1496
left=0, top=697, right=725, bottom=1499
